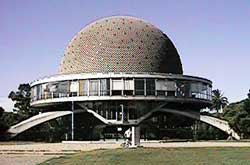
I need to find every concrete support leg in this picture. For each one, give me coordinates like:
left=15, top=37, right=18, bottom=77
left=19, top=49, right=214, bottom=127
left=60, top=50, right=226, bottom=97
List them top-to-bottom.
left=131, top=126, right=140, bottom=148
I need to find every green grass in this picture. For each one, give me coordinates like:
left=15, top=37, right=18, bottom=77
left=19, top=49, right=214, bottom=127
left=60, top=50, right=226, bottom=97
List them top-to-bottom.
left=41, top=147, right=250, bottom=165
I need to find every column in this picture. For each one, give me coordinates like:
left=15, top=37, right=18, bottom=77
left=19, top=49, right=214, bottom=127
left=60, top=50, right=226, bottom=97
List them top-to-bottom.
left=131, top=126, right=140, bottom=147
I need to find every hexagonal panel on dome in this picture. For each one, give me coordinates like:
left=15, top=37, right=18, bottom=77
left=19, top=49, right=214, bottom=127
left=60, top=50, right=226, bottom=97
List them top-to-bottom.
left=60, top=16, right=183, bottom=74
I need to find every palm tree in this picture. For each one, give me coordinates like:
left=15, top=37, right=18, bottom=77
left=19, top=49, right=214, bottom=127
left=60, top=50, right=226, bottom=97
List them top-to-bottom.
left=211, top=89, right=229, bottom=113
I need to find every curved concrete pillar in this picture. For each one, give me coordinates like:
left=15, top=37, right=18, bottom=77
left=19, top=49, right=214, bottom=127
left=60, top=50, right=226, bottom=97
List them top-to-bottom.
left=157, top=108, right=240, bottom=140
left=8, top=111, right=72, bottom=137
left=199, top=115, right=240, bottom=140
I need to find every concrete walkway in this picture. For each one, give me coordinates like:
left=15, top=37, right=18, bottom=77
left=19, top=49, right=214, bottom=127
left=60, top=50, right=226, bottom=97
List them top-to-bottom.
left=142, top=141, right=250, bottom=148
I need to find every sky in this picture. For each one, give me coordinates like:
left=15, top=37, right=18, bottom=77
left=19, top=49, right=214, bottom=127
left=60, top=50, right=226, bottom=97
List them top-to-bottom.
left=1, top=0, right=250, bottom=111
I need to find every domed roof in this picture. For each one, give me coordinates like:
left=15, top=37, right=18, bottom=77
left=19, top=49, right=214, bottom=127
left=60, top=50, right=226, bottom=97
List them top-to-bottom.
left=60, top=16, right=183, bottom=74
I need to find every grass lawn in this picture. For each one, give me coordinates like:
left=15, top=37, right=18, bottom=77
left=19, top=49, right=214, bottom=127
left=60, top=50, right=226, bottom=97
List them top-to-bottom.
left=40, top=147, right=250, bottom=165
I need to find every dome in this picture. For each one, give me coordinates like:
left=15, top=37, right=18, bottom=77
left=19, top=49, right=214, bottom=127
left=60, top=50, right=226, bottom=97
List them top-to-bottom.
left=60, top=16, right=183, bottom=74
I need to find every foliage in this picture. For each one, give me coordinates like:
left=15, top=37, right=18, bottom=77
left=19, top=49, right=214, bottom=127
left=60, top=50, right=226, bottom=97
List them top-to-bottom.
left=0, top=83, right=36, bottom=141
left=8, top=83, right=34, bottom=119
left=211, top=89, right=229, bottom=113
left=222, top=89, right=250, bottom=138
left=244, top=89, right=250, bottom=113
left=0, top=107, right=9, bottom=132
left=0, top=107, right=26, bottom=140
left=2, top=111, right=25, bottom=127
left=15, top=116, right=71, bottom=142
left=196, top=122, right=226, bottom=140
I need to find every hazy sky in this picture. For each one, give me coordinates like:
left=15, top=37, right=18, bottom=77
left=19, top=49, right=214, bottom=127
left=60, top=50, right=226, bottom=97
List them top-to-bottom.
left=1, top=0, right=250, bottom=109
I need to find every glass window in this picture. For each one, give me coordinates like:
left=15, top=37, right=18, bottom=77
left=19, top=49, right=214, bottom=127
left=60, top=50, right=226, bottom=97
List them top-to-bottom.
left=100, top=79, right=110, bottom=96
left=112, top=79, right=122, bottom=96
left=112, top=79, right=123, bottom=90
left=124, top=79, right=134, bottom=96
left=124, top=79, right=134, bottom=90
left=135, top=79, right=144, bottom=95
left=146, top=79, right=155, bottom=96
left=156, top=79, right=167, bottom=96
left=69, top=80, right=79, bottom=96
left=79, top=80, right=88, bottom=96
left=89, top=80, right=99, bottom=96
left=166, top=80, right=176, bottom=96
left=57, top=81, right=69, bottom=97
left=176, top=81, right=191, bottom=97
left=36, top=82, right=67, bottom=100
left=184, top=82, right=191, bottom=98
left=190, top=82, right=211, bottom=100
left=42, top=83, right=50, bottom=99
left=190, top=83, right=200, bottom=98
left=201, top=83, right=208, bottom=99
left=37, top=85, right=42, bottom=100
left=208, top=85, right=212, bottom=100
left=31, top=87, right=35, bottom=101
left=128, top=103, right=137, bottom=120
left=110, top=104, right=117, bottom=120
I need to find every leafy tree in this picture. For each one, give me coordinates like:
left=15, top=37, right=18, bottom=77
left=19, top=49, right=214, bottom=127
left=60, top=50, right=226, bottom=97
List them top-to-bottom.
left=8, top=83, right=33, bottom=119
left=211, top=89, right=229, bottom=113
left=243, top=89, right=250, bottom=114
left=223, top=90, right=250, bottom=138
left=0, top=107, right=9, bottom=132
left=0, top=107, right=4, bottom=117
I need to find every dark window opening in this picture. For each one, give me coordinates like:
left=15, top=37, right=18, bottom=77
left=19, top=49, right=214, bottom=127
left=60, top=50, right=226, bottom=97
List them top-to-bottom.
left=135, top=79, right=144, bottom=95
left=146, top=79, right=155, bottom=96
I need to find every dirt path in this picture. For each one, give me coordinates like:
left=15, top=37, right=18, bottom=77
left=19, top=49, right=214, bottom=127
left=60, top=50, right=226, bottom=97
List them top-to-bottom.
left=0, top=155, right=56, bottom=165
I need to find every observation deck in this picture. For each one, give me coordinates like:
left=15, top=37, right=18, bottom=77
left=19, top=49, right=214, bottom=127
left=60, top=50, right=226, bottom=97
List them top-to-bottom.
left=30, top=72, right=212, bottom=108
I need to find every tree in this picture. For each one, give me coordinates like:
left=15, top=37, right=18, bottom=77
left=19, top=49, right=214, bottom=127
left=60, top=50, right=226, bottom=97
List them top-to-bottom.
left=8, top=83, right=33, bottom=119
left=211, top=89, right=229, bottom=113
left=244, top=89, right=250, bottom=114
left=248, top=89, right=250, bottom=99
left=223, top=90, right=250, bottom=138
left=0, top=107, right=9, bottom=133
left=0, top=107, right=4, bottom=117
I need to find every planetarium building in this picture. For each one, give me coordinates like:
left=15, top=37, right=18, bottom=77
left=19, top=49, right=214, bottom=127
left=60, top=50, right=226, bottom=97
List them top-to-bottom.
left=18, top=16, right=222, bottom=145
